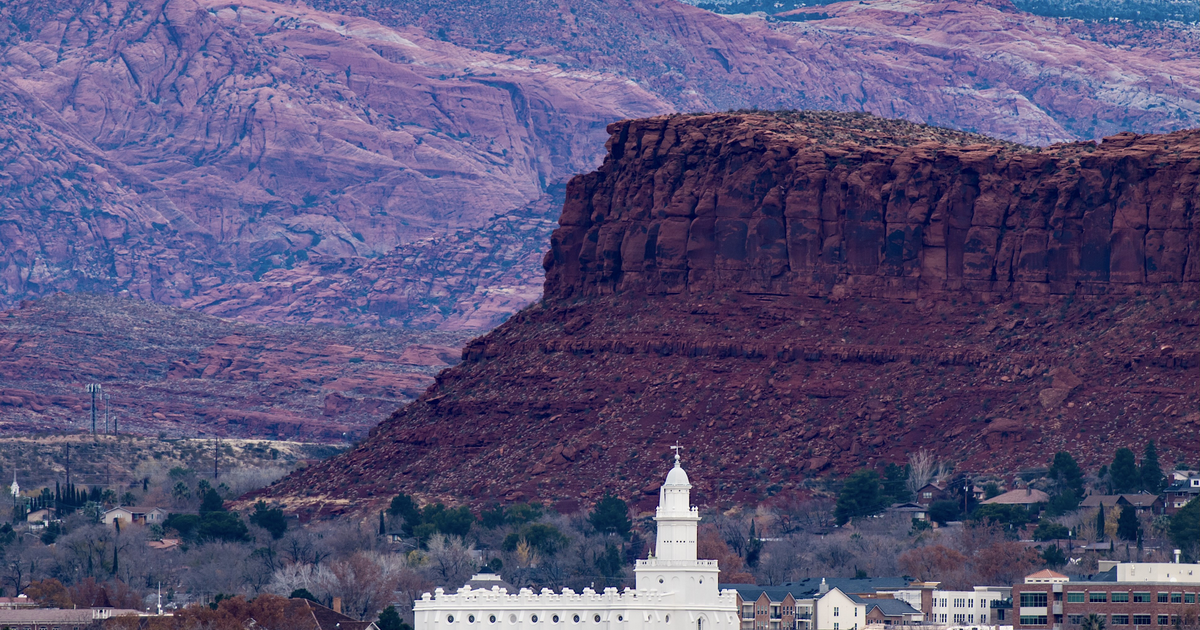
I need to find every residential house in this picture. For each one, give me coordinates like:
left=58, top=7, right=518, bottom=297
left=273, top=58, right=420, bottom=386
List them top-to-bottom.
left=1163, top=476, right=1200, bottom=515
left=915, top=484, right=946, bottom=508
left=980, top=488, right=1050, bottom=506
left=1079, top=494, right=1165, bottom=516
left=887, top=503, right=928, bottom=523
left=102, top=506, right=167, bottom=527
left=25, top=507, right=56, bottom=527
left=1012, top=560, right=1200, bottom=630
left=731, top=586, right=802, bottom=630
left=815, top=587, right=867, bottom=630
left=861, top=600, right=923, bottom=627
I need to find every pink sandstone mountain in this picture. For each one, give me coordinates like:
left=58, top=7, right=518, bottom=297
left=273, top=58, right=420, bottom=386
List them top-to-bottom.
left=4, top=0, right=1200, bottom=334
left=255, top=113, right=1199, bottom=517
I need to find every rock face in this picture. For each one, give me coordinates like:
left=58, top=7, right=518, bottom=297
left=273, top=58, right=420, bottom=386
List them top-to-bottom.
left=0, top=0, right=665, bottom=312
left=5, top=0, right=1200, bottom=331
left=256, top=113, right=1199, bottom=516
left=546, top=113, right=1200, bottom=301
left=0, top=294, right=466, bottom=439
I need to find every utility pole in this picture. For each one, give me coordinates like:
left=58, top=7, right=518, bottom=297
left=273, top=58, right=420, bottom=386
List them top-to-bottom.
left=86, top=384, right=102, bottom=434
left=103, top=393, right=110, bottom=435
left=213, top=437, right=219, bottom=480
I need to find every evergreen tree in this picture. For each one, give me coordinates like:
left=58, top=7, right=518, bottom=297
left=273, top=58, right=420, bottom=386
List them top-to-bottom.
left=1140, top=441, right=1165, bottom=494
left=1110, top=448, right=1140, bottom=493
left=1049, top=451, right=1085, bottom=497
left=881, top=463, right=911, bottom=503
left=835, top=469, right=887, bottom=525
left=199, top=488, right=225, bottom=515
left=588, top=496, right=632, bottom=538
left=1170, top=496, right=1200, bottom=561
left=248, top=501, right=287, bottom=539
left=1096, top=504, right=1106, bottom=541
left=1117, top=507, right=1140, bottom=541
left=379, top=511, right=386, bottom=536
left=112, top=544, right=119, bottom=575
left=378, top=605, right=411, bottom=630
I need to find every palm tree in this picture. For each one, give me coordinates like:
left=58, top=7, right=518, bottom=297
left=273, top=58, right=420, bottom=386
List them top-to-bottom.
left=1081, top=613, right=1107, bottom=630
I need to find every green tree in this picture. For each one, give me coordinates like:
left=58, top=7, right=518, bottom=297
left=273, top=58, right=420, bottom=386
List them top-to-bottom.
left=1140, top=441, right=1165, bottom=494
left=1111, top=448, right=1140, bottom=493
left=1049, top=452, right=1085, bottom=496
left=882, top=463, right=911, bottom=503
left=835, top=470, right=887, bottom=525
left=983, top=482, right=1002, bottom=500
left=199, top=488, right=225, bottom=515
left=389, top=493, right=421, bottom=534
left=589, top=496, right=632, bottom=538
left=1169, top=496, right=1199, bottom=561
left=928, top=500, right=961, bottom=526
left=249, top=501, right=287, bottom=539
left=505, top=503, right=543, bottom=526
left=971, top=504, right=1030, bottom=531
left=427, top=505, right=474, bottom=537
left=480, top=506, right=507, bottom=529
left=1117, top=507, right=1140, bottom=542
left=197, top=511, right=250, bottom=543
left=379, top=511, right=386, bottom=536
left=1033, top=519, right=1070, bottom=541
left=502, top=523, right=568, bottom=556
left=594, top=543, right=624, bottom=582
left=1042, top=544, right=1066, bottom=568
left=290, top=588, right=318, bottom=602
left=378, top=605, right=411, bottom=630
left=1081, top=612, right=1107, bottom=630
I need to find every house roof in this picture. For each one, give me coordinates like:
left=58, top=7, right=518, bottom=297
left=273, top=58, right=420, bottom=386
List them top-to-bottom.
left=1164, top=481, right=1200, bottom=494
left=981, top=489, right=1050, bottom=505
left=1080, top=494, right=1162, bottom=508
left=889, top=503, right=927, bottom=512
left=105, top=506, right=165, bottom=514
left=147, top=538, right=181, bottom=550
left=1026, top=570, right=1068, bottom=580
left=466, top=573, right=516, bottom=592
left=782, top=577, right=911, bottom=597
left=726, top=585, right=801, bottom=603
left=293, top=599, right=377, bottom=630
left=864, top=599, right=922, bottom=617
left=0, top=609, right=95, bottom=622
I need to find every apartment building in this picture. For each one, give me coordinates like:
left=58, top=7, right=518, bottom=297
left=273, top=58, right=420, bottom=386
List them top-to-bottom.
left=1012, top=561, right=1200, bottom=630
left=892, top=583, right=1010, bottom=626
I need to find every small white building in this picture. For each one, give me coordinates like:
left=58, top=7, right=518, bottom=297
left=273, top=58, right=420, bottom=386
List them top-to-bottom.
left=415, top=452, right=739, bottom=630
left=102, top=506, right=167, bottom=527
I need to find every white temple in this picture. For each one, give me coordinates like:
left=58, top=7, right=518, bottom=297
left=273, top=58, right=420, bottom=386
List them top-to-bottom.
left=414, top=451, right=738, bottom=630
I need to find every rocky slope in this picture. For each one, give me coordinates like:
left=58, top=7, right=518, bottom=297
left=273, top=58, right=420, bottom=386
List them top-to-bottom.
left=0, top=0, right=665, bottom=313
left=5, top=0, right=1200, bottom=330
left=257, top=113, right=1199, bottom=517
left=0, top=294, right=466, bottom=439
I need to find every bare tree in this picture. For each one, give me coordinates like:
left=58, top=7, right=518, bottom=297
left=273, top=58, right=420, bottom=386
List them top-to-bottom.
left=907, top=449, right=936, bottom=497
left=424, top=534, right=476, bottom=588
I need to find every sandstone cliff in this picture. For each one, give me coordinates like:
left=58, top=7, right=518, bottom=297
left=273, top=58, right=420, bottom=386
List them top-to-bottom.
left=546, top=112, right=1200, bottom=301
left=256, top=114, right=1199, bottom=516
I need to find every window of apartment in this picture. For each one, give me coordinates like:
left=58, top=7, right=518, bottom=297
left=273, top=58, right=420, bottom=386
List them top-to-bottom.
left=1111, top=592, right=1130, bottom=603
left=1021, top=593, right=1048, bottom=608
left=1067, top=593, right=1085, bottom=603
left=1090, top=593, right=1108, bottom=603
left=1133, top=593, right=1151, bottom=603
left=1158, top=593, right=1169, bottom=603
left=1170, top=593, right=1182, bottom=604
left=1186, top=594, right=1197, bottom=604
left=743, top=606, right=754, bottom=619
left=772, top=606, right=782, bottom=619
left=834, top=608, right=839, bottom=617
left=998, top=610, right=1006, bottom=621
left=954, top=615, right=966, bottom=624
left=969, top=615, right=976, bottom=623
left=1019, top=615, right=1048, bottom=626
left=1068, top=616, right=1084, bottom=625
left=1111, top=616, right=1129, bottom=626
left=1133, top=616, right=1152, bottom=626
left=1158, top=616, right=1169, bottom=626
left=833, top=624, right=839, bottom=630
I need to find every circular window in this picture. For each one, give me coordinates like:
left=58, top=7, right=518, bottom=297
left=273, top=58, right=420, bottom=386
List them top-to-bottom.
left=658, top=578, right=664, bottom=584
left=699, top=578, right=703, bottom=584
left=511, top=615, right=518, bottom=623
left=574, top=615, right=581, bottom=623
left=594, top=615, right=602, bottom=623
left=449, top=616, right=456, bottom=624
left=469, top=616, right=476, bottom=624
left=490, top=616, right=497, bottom=624
left=533, top=616, right=539, bottom=623
left=553, top=616, right=560, bottom=623
left=618, top=616, right=624, bottom=622
left=666, top=616, right=670, bottom=623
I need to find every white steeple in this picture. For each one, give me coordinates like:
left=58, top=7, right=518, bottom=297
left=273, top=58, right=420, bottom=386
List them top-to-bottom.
left=654, top=448, right=699, bottom=562
left=9, top=472, right=17, bottom=498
